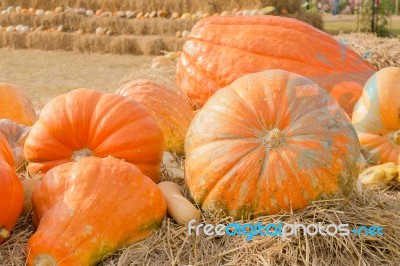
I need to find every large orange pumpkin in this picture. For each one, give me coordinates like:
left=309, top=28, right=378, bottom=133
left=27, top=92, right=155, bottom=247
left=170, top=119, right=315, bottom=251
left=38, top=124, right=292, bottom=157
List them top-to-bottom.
left=176, top=16, right=375, bottom=110
left=352, top=67, right=400, bottom=164
left=185, top=70, right=360, bottom=219
left=116, top=79, right=193, bottom=154
left=0, top=83, right=37, bottom=126
left=24, top=88, right=164, bottom=182
left=0, top=132, right=24, bottom=244
left=27, top=157, right=166, bottom=266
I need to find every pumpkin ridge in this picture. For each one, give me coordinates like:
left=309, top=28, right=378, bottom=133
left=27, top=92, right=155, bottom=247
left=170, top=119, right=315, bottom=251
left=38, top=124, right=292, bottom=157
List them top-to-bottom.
left=187, top=39, right=340, bottom=72
left=200, top=145, right=264, bottom=206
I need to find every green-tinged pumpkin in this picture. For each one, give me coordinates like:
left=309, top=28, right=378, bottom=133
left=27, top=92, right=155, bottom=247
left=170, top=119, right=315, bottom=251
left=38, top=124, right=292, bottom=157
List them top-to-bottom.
left=176, top=16, right=375, bottom=110
left=352, top=67, right=400, bottom=164
left=185, top=69, right=360, bottom=219
left=116, top=79, right=193, bottom=154
left=24, top=88, right=164, bottom=182
left=27, top=157, right=167, bottom=266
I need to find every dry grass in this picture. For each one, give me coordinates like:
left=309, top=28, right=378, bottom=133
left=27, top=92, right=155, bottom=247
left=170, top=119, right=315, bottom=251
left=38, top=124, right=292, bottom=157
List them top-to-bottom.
left=0, top=31, right=183, bottom=55
left=336, top=33, right=400, bottom=69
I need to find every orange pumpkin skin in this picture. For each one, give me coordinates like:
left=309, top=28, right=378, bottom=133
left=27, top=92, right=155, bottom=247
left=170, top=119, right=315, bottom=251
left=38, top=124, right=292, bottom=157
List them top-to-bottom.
left=176, top=16, right=375, bottom=109
left=352, top=67, right=400, bottom=164
left=185, top=70, right=360, bottom=219
left=116, top=79, right=193, bottom=154
left=330, top=81, right=363, bottom=118
left=0, top=83, right=37, bottom=126
left=24, top=88, right=164, bottom=182
left=0, top=132, right=24, bottom=244
left=27, top=157, right=167, bottom=266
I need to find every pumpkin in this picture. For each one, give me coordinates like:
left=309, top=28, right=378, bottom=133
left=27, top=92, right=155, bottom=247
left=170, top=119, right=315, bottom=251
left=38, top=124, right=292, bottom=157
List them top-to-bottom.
left=176, top=16, right=375, bottom=109
left=352, top=67, right=400, bottom=164
left=185, top=69, right=360, bottom=219
left=116, top=79, right=193, bottom=154
left=329, top=81, right=363, bottom=118
left=0, top=83, right=37, bottom=126
left=24, top=88, right=164, bottom=182
left=0, top=119, right=30, bottom=170
left=0, top=132, right=24, bottom=244
left=27, top=157, right=166, bottom=266
left=21, top=178, right=41, bottom=216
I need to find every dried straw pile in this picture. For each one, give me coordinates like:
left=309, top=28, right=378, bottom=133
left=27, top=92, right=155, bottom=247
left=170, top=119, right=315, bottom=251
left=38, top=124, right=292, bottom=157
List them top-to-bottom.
left=0, top=14, right=197, bottom=36
left=0, top=32, right=183, bottom=55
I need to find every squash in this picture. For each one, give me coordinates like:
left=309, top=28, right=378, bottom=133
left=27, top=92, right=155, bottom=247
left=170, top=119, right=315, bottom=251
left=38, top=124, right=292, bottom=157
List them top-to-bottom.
left=176, top=16, right=375, bottom=109
left=352, top=67, right=400, bottom=164
left=185, top=69, right=360, bottom=219
left=116, top=79, right=193, bottom=154
left=329, top=81, right=363, bottom=118
left=0, top=83, right=37, bottom=126
left=24, top=88, right=164, bottom=182
left=0, top=119, right=30, bottom=170
left=0, top=132, right=24, bottom=244
left=27, top=157, right=166, bottom=266
left=358, top=162, right=398, bottom=189
left=21, top=178, right=41, bottom=216
left=158, top=181, right=201, bottom=225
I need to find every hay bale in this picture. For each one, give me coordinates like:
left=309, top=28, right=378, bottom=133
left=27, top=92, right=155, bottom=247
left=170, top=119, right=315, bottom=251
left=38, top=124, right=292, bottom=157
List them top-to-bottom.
left=0, top=14, right=198, bottom=36
left=0, top=31, right=184, bottom=55
left=336, top=33, right=400, bottom=70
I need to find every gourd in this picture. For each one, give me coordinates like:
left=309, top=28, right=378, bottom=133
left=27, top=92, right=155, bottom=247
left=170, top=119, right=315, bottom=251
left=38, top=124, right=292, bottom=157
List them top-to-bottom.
left=176, top=16, right=375, bottom=109
left=352, top=67, right=400, bottom=164
left=185, top=69, right=360, bottom=219
left=116, top=79, right=193, bottom=154
left=0, top=83, right=37, bottom=126
left=24, top=88, right=164, bottom=182
left=0, top=132, right=24, bottom=244
left=27, top=157, right=166, bottom=266
left=358, top=162, right=398, bottom=189
left=158, top=181, right=200, bottom=225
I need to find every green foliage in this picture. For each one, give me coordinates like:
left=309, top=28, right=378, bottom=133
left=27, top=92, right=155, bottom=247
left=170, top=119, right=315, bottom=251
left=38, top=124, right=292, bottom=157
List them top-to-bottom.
left=356, top=0, right=391, bottom=37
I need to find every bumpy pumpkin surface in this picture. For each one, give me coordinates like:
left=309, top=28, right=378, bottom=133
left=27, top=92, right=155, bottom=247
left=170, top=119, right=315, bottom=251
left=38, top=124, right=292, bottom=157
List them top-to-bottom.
left=176, top=16, right=375, bottom=109
left=352, top=67, right=400, bottom=164
left=185, top=70, right=360, bottom=219
left=117, top=79, right=193, bottom=154
left=0, top=83, right=37, bottom=126
left=24, top=88, right=164, bottom=182
left=0, top=132, right=24, bottom=244
left=27, top=157, right=167, bottom=266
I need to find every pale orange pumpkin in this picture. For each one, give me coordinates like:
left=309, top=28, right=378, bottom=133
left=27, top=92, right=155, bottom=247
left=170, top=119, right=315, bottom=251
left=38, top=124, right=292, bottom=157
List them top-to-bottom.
left=352, top=67, right=400, bottom=164
left=185, top=70, right=360, bottom=218
left=116, top=79, right=193, bottom=154
left=0, top=83, right=37, bottom=126
left=24, top=88, right=164, bottom=182
left=27, top=157, right=166, bottom=265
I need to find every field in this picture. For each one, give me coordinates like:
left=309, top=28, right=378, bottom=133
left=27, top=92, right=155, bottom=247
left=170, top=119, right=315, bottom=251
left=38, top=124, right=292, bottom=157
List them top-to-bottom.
left=1, top=1, right=400, bottom=266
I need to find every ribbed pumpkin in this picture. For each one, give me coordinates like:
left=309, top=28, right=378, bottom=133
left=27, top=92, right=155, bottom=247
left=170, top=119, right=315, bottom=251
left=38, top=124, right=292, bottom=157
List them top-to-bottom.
left=176, top=16, right=375, bottom=109
left=352, top=67, right=400, bottom=164
left=185, top=70, right=360, bottom=219
left=116, top=79, right=193, bottom=154
left=0, top=83, right=37, bottom=126
left=24, top=88, right=164, bottom=182
left=0, top=132, right=24, bottom=244
left=27, top=157, right=166, bottom=266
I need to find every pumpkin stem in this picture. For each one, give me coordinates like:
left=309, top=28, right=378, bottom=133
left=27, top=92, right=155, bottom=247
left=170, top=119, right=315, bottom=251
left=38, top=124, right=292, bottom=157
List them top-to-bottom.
left=262, top=128, right=283, bottom=148
left=393, top=131, right=400, bottom=145
left=71, top=147, right=93, bottom=161
left=0, top=227, right=10, bottom=239
left=34, top=255, right=57, bottom=266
